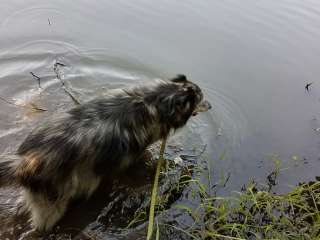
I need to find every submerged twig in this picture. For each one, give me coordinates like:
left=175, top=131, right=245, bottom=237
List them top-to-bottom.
left=53, top=61, right=81, bottom=105
left=54, top=61, right=66, bottom=86
left=55, top=62, right=66, bottom=67
left=30, top=72, right=42, bottom=89
left=305, top=82, right=313, bottom=92
left=62, top=87, right=81, bottom=105
left=0, top=96, right=47, bottom=112
left=147, top=137, right=167, bottom=240
left=222, top=172, right=231, bottom=187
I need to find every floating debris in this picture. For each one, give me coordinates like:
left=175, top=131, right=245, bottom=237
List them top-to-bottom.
left=53, top=61, right=81, bottom=105
left=53, top=61, right=67, bottom=86
left=30, top=72, right=42, bottom=89
left=305, top=82, right=313, bottom=92
left=0, top=96, right=46, bottom=112
left=291, top=155, right=299, bottom=161
left=173, top=156, right=183, bottom=165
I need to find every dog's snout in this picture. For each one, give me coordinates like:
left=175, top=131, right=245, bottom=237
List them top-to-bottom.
left=194, top=100, right=212, bottom=114
left=200, top=100, right=212, bottom=111
left=205, top=100, right=212, bottom=110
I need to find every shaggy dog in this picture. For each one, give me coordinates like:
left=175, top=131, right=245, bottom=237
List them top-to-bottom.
left=0, top=74, right=211, bottom=232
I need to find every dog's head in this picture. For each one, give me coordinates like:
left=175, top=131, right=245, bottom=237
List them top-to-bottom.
left=146, top=74, right=211, bottom=130
left=171, top=74, right=211, bottom=116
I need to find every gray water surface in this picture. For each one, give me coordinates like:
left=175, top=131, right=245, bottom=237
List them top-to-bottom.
left=1, top=0, right=320, bottom=238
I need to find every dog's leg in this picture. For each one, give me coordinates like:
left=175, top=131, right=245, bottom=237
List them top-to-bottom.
left=23, top=190, right=69, bottom=232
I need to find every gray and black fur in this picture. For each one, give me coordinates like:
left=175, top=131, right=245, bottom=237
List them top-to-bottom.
left=0, top=75, right=211, bottom=232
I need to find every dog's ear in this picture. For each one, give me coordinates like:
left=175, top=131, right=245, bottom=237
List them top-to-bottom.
left=171, top=74, right=187, bottom=83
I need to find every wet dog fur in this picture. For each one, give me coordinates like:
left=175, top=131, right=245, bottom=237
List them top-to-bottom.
left=0, top=74, right=211, bottom=232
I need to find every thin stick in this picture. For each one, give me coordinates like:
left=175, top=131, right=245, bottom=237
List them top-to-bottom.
left=53, top=61, right=81, bottom=105
left=54, top=61, right=67, bottom=86
left=30, top=72, right=42, bottom=89
left=62, top=87, right=81, bottom=105
left=0, top=96, right=47, bottom=112
left=146, top=137, right=167, bottom=240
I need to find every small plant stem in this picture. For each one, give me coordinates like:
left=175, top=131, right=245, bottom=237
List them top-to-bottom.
left=146, top=137, right=167, bottom=240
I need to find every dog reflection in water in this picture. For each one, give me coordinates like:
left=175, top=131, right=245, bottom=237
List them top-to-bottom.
left=0, top=74, right=211, bottom=233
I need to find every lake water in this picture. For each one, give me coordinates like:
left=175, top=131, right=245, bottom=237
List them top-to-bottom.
left=1, top=0, right=320, bottom=239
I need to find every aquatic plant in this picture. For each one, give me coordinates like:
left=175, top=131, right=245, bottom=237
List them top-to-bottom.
left=128, top=163, right=320, bottom=240
left=182, top=179, right=320, bottom=240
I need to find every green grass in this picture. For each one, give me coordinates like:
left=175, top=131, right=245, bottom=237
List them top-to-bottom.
left=127, top=162, right=320, bottom=240
left=187, top=179, right=320, bottom=239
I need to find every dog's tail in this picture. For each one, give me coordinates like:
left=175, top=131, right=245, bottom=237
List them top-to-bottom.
left=0, top=160, right=16, bottom=187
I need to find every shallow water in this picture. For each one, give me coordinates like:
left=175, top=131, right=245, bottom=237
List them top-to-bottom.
left=1, top=0, right=320, bottom=239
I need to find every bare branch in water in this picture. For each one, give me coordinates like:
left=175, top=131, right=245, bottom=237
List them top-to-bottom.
left=53, top=61, right=81, bottom=105
left=54, top=61, right=66, bottom=86
left=55, top=62, right=66, bottom=67
left=30, top=72, right=42, bottom=89
left=305, top=82, right=313, bottom=92
left=62, top=87, right=81, bottom=105
left=0, top=96, right=47, bottom=112
left=222, top=172, right=231, bottom=187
